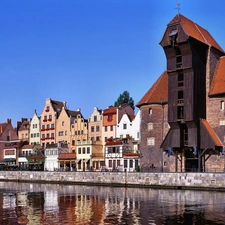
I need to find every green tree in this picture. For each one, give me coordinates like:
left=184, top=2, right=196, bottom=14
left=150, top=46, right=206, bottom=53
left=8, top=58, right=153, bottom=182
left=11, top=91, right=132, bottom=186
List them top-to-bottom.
left=114, top=91, right=135, bottom=110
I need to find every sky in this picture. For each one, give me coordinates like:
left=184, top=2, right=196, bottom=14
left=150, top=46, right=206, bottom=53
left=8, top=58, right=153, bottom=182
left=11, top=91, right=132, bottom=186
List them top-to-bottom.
left=1, top=0, right=225, bottom=127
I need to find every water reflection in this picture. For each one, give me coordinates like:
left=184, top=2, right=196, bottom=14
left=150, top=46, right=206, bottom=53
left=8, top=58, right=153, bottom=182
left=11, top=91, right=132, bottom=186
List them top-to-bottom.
left=0, top=182, right=225, bottom=224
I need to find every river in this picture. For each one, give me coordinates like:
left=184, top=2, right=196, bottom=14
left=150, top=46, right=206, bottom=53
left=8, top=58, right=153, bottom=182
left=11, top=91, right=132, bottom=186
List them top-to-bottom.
left=0, top=181, right=224, bottom=224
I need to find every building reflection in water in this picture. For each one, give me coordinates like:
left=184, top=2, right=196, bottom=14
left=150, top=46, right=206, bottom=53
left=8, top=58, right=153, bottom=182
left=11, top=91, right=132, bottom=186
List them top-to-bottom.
left=0, top=182, right=224, bottom=224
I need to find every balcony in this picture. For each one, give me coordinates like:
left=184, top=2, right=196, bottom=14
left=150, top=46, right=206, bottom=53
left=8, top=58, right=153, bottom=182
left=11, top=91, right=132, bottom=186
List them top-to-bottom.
left=45, top=109, right=49, bottom=112
left=48, top=118, right=52, bottom=122
left=43, top=119, right=47, bottom=122
left=41, top=128, right=45, bottom=131
left=41, top=138, right=45, bottom=141
left=77, top=140, right=95, bottom=145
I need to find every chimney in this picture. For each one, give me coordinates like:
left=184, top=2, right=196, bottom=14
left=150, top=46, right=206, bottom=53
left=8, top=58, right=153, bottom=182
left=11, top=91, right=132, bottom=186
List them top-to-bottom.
left=7, top=119, right=11, bottom=124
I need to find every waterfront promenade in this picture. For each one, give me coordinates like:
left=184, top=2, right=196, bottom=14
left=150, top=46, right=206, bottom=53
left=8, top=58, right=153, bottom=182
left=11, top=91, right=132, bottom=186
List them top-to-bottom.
left=0, top=171, right=225, bottom=191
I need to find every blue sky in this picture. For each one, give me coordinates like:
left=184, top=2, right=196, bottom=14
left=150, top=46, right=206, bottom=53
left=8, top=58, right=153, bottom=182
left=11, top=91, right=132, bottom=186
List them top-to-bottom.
left=1, top=0, right=225, bottom=126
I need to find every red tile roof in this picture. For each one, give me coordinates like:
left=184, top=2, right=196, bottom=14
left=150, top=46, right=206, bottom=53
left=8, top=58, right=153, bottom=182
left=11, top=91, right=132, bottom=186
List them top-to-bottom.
left=168, top=14, right=224, bottom=53
left=209, top=56, right=225, bottom=96
left=136, top=71, right=168, bottom=107
left=103, top=106, right=118, bottom=115
left=201, top=119, right=222, bottom=147
left=22, top=144, right=35, bottom=149
left=58, top=153, right=76, bottom=160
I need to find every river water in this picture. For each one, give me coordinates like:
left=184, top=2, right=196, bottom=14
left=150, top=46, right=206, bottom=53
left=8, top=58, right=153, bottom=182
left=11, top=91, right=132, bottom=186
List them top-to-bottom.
left=0, top=181, right=225, bottom=225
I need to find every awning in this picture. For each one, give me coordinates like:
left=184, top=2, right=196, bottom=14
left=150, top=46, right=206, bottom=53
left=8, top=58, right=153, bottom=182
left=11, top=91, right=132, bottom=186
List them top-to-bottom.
left=200, top=119, right=223, bottom=150
left=160, top=125, right=181, bottom=150
left=92, top=157, right=105, bottom=161
left=4, top=158, right=16, bottom=162
left=18, top=158, right=28, bottom=163
left=75, top=159, right=81, bottom=163
left=84, top=159, right=90, bottom=163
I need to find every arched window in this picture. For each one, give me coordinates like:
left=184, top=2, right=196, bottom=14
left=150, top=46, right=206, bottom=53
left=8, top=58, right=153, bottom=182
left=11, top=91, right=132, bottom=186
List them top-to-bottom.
left=149, top=108, right=152, bottom=115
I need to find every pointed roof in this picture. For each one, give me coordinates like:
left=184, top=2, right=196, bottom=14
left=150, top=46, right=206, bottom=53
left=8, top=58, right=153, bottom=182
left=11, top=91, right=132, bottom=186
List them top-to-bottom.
left=167, top=14, right=224, bottom=53
left=209, top=56, right=225, bottom=96
left=136, top=71, right=168, bottom=107
left=50, top=99, right=65, bottom=112
left=66, top=109, right=80, bottom=118
left=0, top=123, right=7, bottom=136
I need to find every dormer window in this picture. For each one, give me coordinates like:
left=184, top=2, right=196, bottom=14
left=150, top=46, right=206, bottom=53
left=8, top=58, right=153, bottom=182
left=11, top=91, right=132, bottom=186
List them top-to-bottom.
left=169, top=29, right=178, bottom=47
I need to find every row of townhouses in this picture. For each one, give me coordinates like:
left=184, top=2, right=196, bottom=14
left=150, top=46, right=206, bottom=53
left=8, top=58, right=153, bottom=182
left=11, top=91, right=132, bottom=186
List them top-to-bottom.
left=1, top=13, right=225, bottom=173
left=0, top=98, right=141, bottom=172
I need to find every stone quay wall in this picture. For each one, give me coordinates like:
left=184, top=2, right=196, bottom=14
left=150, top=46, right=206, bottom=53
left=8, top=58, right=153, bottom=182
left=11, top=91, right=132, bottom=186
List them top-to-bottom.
left=0, top=171, right=225, bottom=191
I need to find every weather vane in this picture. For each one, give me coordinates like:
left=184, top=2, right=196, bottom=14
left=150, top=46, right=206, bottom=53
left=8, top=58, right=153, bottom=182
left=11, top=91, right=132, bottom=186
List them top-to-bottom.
left=176, top=1, right=180, bottom=14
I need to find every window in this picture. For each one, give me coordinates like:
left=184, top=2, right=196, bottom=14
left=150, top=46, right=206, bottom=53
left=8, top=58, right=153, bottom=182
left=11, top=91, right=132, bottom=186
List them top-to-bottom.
left=176, top=47, right=182, bottom=68
left=178, top=72, right=184, bottom=87
left=178, top=90, right=183, bottom=100
left=221, top=101, right=224, bottom=110
left=177, top=106, right=184, bottom=119
left=149, top=108, right=152, bottom=115
left=107, top=114, right=113, bottom=122
left=49, top=115, right=52, bottom=119
left=94, top=116, right=97, bottom=122
left=220, top=119, right=225, bottom=125
left=62, top=121, right=64, bottom=126
left=148, top=123, right=153, bottom=131
left=33, top=124, right=37, bottom=129
left=51, top=124, right=54, bottom=128
left=123, top=124, right=127, bottom=130
left=42, top=125, right=45, bottom=129
left=91, top=126, right=94, bottom=132
left=96, top=126, right=100, bottom=132
left=105, top=126, right=107, bottom=132
left=110, top=126, right=113, bottom=131
left=58, top=131, right=64, bottom=136
left=65, top=131, right=67, bottom=136
left=137, top=132, right=140, bottom=139
left=34, top=133, right=36, bottom=138
left=37, top=133, right=39, bottom=137
left=51, top=133, right=54, bottom=137
left=31, top=134, right=33, bottom=138
left=42, top=134, right=45, bottom=138
left=96, top=136, right=100, bottom=141
left=105, top=137, right=107, bottom=142
left=147, top=137, right=155, bottom=146
left=72, top=140, right=75, bottom=146
left=82, top=147, right=85, bottom=154
left=87, top=147, right=90, bottom=154
left=78, top=148, right=81, bottom=154
left=109, top=160, right=112, bottom=167
left=124, top=160, right=128, bottom=168
left=129, top=160, right=133, bottom=168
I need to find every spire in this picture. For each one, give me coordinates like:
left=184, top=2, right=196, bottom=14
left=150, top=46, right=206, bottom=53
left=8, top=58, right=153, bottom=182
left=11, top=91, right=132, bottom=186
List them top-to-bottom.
left=176, top=1, right=180, bottom=20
